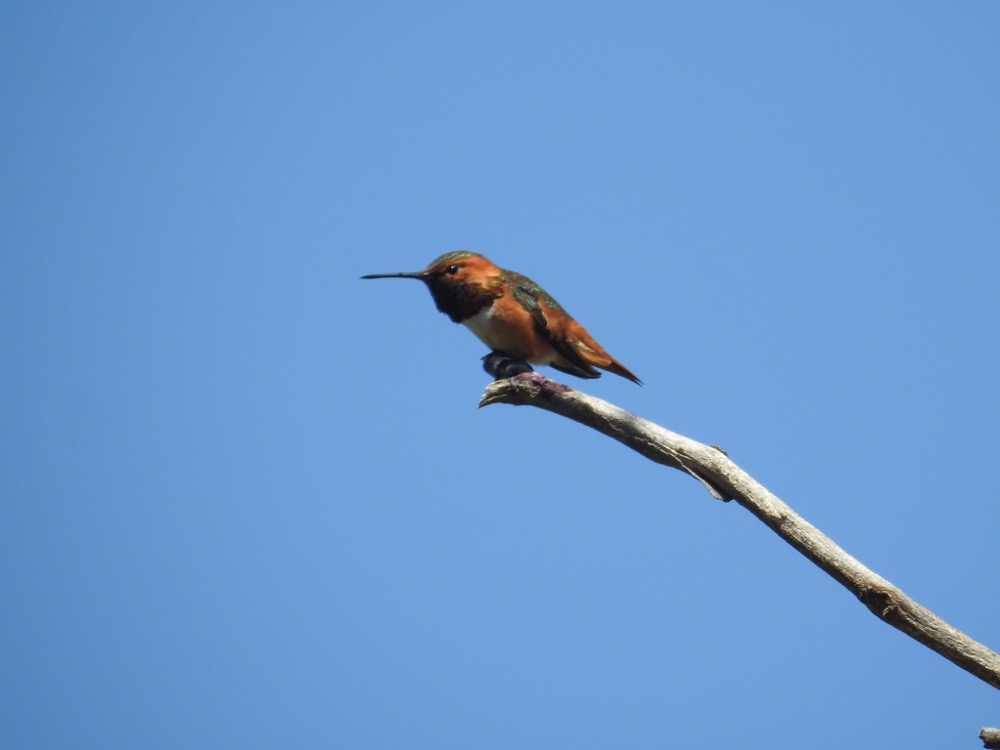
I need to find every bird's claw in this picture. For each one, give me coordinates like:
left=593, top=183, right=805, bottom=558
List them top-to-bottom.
left=482, top=351, right=535, bottom=380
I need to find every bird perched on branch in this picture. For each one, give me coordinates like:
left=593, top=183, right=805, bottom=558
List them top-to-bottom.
left=362, top=251, right=641, bottom=384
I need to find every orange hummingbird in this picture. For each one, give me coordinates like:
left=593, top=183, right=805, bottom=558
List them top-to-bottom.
left=361, top=251, right=641, bottom=384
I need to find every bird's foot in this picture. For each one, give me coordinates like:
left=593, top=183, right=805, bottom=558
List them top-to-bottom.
left=482, top=351, right=535, bottom=380
left=481, top=352, right=571, bottom=394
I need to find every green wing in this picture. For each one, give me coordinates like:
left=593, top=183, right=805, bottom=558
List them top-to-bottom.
left=506, top=271, right=601, bottom=378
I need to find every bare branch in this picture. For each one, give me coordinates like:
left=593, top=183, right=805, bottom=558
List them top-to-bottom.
left=480, top=374, right=1000, bottom=691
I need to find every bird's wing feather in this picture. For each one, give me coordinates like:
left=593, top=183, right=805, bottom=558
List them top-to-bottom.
left=508, top=273, right=601, bottom=378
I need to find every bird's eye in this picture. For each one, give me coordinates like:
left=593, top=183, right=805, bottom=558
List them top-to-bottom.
left=446, top=264, right=460, bottom=275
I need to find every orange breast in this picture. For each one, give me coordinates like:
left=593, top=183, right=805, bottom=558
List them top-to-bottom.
left=461, top=302, right=557, bottom=364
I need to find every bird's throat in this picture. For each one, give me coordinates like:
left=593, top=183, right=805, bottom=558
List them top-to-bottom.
left=425, top=278, right=500, bottom=323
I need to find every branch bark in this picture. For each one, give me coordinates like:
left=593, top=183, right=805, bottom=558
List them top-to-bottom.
left=480, top=374, right=1000, bottom=692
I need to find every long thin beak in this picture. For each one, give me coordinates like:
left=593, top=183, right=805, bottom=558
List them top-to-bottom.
left=360, top=271, right=426, bottom=280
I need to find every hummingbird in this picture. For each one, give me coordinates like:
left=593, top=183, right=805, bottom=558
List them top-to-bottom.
left=361, top=251, right=641, bottom=384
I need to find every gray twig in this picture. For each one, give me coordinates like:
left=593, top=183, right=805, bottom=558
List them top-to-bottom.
left=480, top=374, right=1000, bottom=693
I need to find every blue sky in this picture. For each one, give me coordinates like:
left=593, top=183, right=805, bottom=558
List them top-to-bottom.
left=2, top=2, right=998, bottom=747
